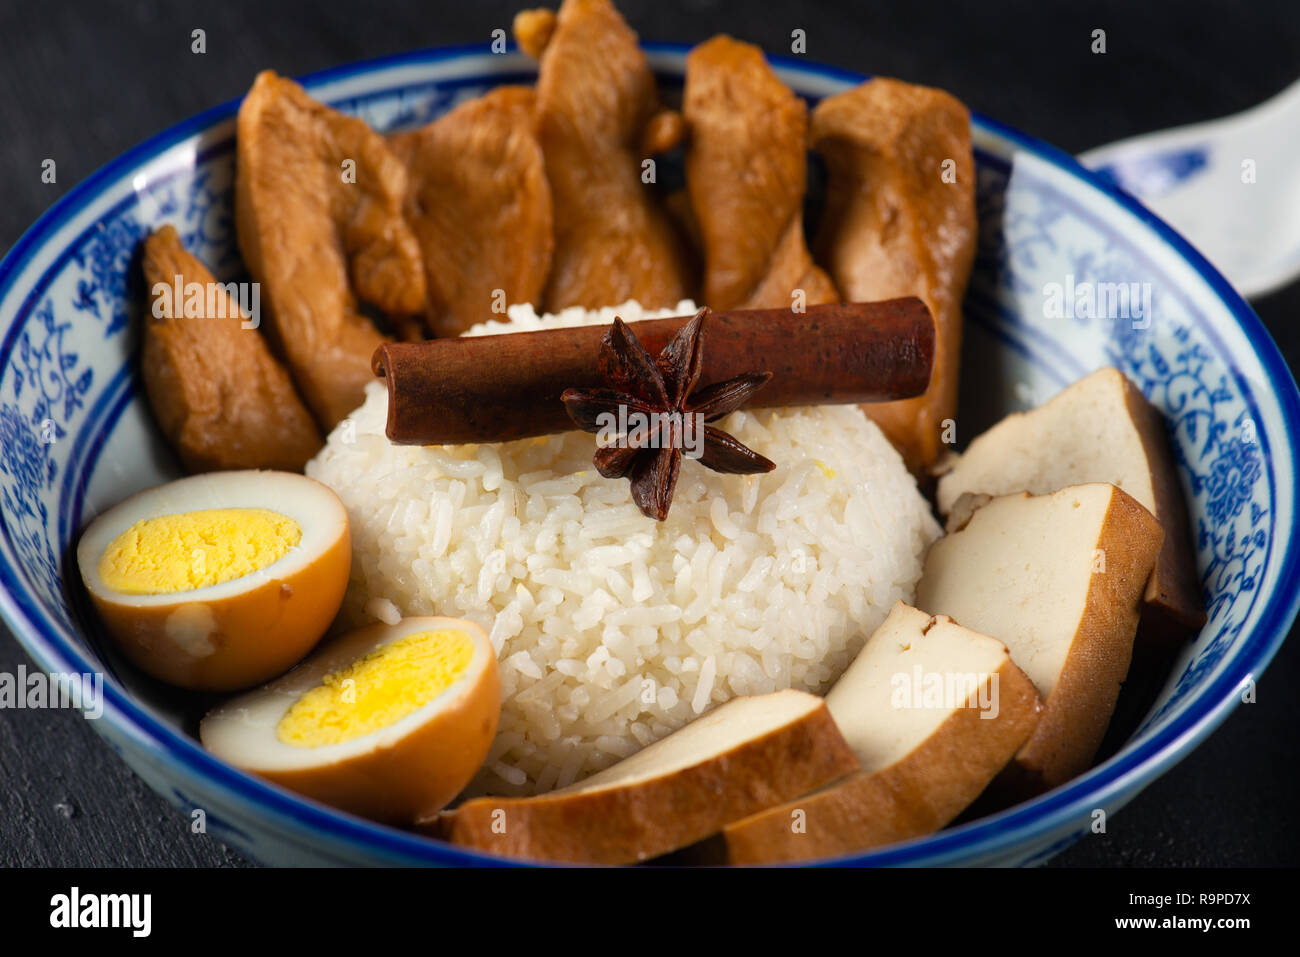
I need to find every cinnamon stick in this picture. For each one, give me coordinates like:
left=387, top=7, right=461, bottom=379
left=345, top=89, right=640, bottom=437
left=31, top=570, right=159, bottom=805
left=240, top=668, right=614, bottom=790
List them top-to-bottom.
left=373, top=299, right=934, bottom=446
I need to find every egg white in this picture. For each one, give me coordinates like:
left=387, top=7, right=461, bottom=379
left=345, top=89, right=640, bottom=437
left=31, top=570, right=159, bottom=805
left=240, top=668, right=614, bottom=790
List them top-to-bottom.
left=77, top=470, right=348, bottom=609
left=200, top=616, right=497, bottom=772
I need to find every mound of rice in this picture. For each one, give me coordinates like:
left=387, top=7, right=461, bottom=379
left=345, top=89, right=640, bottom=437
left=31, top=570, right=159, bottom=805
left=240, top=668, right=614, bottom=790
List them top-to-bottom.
left=306, top=300, right=940, bottom=796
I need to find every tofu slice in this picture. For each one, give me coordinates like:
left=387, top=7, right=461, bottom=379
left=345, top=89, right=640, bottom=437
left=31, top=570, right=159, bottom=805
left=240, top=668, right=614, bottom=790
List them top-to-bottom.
left=935, top=367, right=1204, bottom=642
left=917, top=483, right=1164, bottom=792
left=722, top=602, right=1042, bottom=864
left=446, top=689, right=858, bottom=864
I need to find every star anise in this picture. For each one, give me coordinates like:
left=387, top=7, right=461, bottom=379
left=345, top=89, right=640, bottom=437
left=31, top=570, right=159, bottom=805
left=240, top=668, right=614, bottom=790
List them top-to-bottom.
left=561, top=307, right=775, bottom=521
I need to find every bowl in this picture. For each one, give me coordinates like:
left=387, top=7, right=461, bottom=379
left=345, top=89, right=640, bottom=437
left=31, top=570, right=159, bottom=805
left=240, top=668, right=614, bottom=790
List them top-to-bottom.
left=1, top=44, right=1297, bottom=867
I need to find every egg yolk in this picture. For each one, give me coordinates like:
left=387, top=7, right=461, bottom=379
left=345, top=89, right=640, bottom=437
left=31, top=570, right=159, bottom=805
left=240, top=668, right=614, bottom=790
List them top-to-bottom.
left=98, top=508, right=302, bottom=595
left=276, top=629, right=475, bottom=748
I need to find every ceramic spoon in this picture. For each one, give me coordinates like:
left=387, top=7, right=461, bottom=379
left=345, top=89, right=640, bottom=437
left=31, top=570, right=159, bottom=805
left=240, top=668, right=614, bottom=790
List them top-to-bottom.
left=1079, top=78, right=1300, bottom=299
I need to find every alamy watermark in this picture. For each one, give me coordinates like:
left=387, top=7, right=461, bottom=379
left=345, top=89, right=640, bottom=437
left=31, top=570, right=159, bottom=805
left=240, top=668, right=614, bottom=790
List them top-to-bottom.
left=151, top=274, right=260, bottom=329
left=1043, top=274, right=1152, bottom=328
left=595, top=406, right=706, bottom=459
left=0, top=664, right=103, bottom=719
left=890, top=666, right=1000, bottom=719
left=50, top=887, right=150, bottom=937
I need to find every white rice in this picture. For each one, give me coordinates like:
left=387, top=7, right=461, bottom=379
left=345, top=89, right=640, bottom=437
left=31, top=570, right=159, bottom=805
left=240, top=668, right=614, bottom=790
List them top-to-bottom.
left=306, top=300, right=940, bottom=796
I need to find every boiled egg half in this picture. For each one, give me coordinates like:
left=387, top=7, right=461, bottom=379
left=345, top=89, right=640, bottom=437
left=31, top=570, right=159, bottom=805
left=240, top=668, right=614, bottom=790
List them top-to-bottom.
left=77, top=470, right=350, bottom=691
left=200, top=616, right=500, bottom=824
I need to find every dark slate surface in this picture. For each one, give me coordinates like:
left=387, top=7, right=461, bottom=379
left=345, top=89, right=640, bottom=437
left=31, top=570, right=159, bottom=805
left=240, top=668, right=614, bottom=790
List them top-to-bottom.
left=0, top=0, right=1296, bottom=867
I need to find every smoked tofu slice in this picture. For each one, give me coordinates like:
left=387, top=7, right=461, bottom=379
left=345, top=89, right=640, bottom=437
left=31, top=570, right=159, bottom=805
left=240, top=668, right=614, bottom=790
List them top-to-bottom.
left=935, top=367, right=1204, bottom=642
left=917, top=483, right=1164, bottom=792
left=723, top=602, right=1042, bottom=864
left=447, top=689, right=858, bottom=864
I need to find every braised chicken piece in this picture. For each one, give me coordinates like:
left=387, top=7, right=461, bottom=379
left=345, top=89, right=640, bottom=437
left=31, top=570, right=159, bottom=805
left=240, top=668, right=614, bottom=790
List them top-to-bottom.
left=521, top=0, right=693, bottom=311
left=513, top=7, right=556, bottom=58
left=683, top=35, right=838, bottom=312
left=236, top=70, right=426, bottom=428
left=810, top=77, right=977, bottom=473
left=391, top=86, right=553, bottom=338
left=641, top=108, right=685, bottom=156
left=141, top=226, right=322, bottom=473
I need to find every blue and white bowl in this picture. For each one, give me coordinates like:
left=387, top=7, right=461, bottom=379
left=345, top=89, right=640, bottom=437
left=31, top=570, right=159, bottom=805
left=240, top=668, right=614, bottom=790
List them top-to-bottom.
left=1, top=45, right=1296, bottom=866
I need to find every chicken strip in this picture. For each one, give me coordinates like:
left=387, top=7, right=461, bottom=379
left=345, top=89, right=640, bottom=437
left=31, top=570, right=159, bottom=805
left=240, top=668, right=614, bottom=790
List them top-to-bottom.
left=523, top=0, right=693, bottom=311
left=513, top=7, right=556, bottom=59
left=683, top=35, right=837, bottom=312
left=236, top=70, right=426, bottom=428
left=810, top=77, right=977, bottom=473
left=390, top=86, right=553, bottom=338
left=141, top=226, right=322, bottom=473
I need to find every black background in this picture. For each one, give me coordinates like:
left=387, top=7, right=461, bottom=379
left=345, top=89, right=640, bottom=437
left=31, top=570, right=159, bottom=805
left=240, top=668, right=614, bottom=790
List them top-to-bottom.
left=0, top=0, right=1296, bottom=867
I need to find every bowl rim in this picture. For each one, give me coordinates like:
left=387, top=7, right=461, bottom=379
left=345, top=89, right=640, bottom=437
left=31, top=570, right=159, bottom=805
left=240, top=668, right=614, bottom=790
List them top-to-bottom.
left=1, top=41, right=1297, bottom=867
